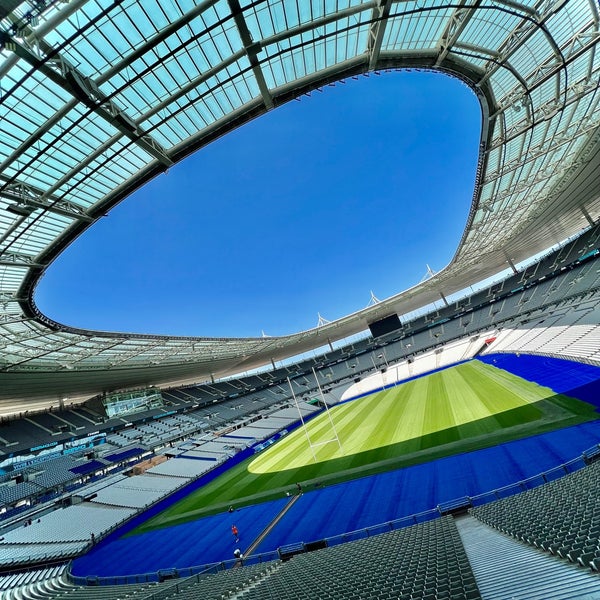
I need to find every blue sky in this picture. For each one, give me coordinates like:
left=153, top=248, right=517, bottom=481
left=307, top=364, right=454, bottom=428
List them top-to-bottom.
left=35, top=71, right=481, bottom=338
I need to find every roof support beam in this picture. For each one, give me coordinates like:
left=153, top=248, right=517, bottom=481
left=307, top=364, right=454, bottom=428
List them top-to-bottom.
left=0, top=0, right=115, bottom=177
left=100, top=0, right=220, bottom=85
left=227, top=0, right=273, bottom=109
left=368, top=0, right=393, bottom=70
left=436, top=1, right=482, bottom=67
left=477, top=2, right=563, bottom=87
left=264, top=3, right=372, bottom=49
left=0, top=32, right=173, bottom=168
left=487, top=38, right=600, bottom=151
left=0, top=102, right=77, bottom=179
left=0, top=182, right=93, bottom=223
left=581, top=206, right=596, bottom=227
left=0, top=252, right=42, bottom=268
left=0, top=291, right=23, bottom=303
left=0, top=313, right=27, bottom=325
left=2, top=339, right=90, bottom=370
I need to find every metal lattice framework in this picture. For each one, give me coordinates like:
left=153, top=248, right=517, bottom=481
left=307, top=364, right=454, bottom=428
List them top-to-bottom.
left=0, top=0, right=599, bottom=408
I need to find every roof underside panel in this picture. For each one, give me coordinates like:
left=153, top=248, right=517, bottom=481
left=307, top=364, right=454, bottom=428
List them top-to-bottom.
left=0, top=0, right=599, bottom=409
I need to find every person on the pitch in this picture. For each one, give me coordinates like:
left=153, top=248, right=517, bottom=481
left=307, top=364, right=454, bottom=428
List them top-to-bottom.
left=232, top=524, right=239, bottom=542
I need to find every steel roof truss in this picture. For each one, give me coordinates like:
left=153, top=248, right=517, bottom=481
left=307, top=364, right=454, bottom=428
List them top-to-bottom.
left=227, top=0, right=273, bottom=109
left=367, top=0, right=393, bottom=70
left=435, top=0, right=482, bottom=67
left=478, top=2, right=560, bottom=88
left=0, top=31, right=173, bottom=168
left=0, top=181, right=93, bottom=222
left=0, top=251, right=41, bottom=268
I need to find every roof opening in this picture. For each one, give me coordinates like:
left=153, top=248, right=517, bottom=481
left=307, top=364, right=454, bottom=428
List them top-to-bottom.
left=35, top=71, right=481, bottom=338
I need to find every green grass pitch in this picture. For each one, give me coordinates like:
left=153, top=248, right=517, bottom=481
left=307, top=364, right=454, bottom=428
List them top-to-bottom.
left=135, top=360, right=597, bottom=533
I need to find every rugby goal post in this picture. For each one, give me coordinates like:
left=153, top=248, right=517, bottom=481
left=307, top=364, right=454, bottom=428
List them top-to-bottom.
left=287, top=367, right=343, bottom=463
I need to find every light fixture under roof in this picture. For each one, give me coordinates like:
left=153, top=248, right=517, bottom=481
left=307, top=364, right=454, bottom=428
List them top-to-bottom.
left=5, top=203, right=34, bottom=217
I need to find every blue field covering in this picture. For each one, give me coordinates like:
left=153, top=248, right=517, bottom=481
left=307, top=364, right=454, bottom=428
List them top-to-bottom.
left=71, top=353, right=600, bottom=578
left=479, top=354, right=600, bottom=408
left=252, top=420, right=600, bottom=553
left=71, top=496, right=288, bottom=578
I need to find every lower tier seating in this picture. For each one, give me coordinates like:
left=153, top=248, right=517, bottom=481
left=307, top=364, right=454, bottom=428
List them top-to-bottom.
left=470, top=461, right=600, bottom=571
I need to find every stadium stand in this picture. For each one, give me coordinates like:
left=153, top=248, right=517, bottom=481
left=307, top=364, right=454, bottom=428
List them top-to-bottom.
left=0, top=3, right=600, bottom=599
left=0, top=228, right=599, bottom=591
left=64, top=414, right=600, bottom=581
left=145, top=457, right=216, bottom=479
left=89, top=475, right=184, bottom=509
left=43, top=484, right=600, bottom=600
left=70, top=498, right=291, bottom=578
left=15, top=518, right=480, bottom=599
left=0, top=562, right=277, bottom=599
left=0, top=564, right=69, bottom=597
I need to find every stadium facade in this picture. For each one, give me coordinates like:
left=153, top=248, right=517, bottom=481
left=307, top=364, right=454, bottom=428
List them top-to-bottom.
left=0, top=0, right=599, bottom=412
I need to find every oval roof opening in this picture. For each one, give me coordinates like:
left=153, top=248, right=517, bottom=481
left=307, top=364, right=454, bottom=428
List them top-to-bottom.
left=36, top=71, right=480, bottom=338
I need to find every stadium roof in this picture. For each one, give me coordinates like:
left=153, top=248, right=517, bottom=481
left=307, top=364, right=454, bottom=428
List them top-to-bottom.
left=0, top=0, right=599, bottom=409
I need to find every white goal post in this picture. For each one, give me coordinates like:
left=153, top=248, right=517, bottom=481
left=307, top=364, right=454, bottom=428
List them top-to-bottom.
left=287, top=367, right=343, bottom=463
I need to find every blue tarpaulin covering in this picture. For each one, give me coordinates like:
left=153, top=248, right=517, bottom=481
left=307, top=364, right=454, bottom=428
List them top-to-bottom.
left=71, top=354, right=600, bottom=578
left=104, top=447, right=146, bottom=463
left=70, top=460, right=106, bottom=475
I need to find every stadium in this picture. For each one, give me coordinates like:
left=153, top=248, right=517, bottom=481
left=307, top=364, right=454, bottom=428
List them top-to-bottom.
left=1, top=0, right=600, bottom=599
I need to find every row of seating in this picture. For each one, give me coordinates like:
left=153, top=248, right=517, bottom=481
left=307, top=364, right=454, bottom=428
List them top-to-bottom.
left=488, top=297, right=600, bottom=361
left=0, top=397, right=321, bottom=566
left=471, top=461, right=600, bottom=571
left=89, top=474, right=184, bottom=509
left=0, top=503, right=136, bottom=567
left=1, top=516, right=482, bottom=599
left=230, top=517, right=480, bottom=600
left=0, top=563, right=67, bottom=591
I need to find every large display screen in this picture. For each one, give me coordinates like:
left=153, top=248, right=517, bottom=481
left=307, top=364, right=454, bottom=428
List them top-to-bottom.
left=368, top=313, right=402, bottom=338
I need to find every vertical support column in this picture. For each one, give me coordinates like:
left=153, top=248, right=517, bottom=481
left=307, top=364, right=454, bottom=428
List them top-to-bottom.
left=581, top=206, right=595, bottom=227
left=505, top=253, right=518, bottom=274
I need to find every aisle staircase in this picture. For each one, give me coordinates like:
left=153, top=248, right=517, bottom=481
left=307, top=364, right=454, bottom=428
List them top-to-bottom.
left=455, top=515, right=600, bottom=600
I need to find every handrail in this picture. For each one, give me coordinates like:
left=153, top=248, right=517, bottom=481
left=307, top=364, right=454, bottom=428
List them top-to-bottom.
left=66, top=442, right=599, bottom=586
left=68, top=551, right=281, bottom=587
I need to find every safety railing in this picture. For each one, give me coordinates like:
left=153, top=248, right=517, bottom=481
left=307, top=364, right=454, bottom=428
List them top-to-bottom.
left=66, top=443, right=600, bottom=586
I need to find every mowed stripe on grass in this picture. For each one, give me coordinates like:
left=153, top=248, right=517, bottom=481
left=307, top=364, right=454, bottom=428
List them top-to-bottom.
left=135, top=360, right=596, bottom=532
left=249, top=360, right=543, bottom=473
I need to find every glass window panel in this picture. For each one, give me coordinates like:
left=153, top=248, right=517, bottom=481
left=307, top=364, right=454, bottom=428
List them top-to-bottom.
left=547, top=0, right=593, bottom=49
left=461, top=4, right=518, bottom=52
